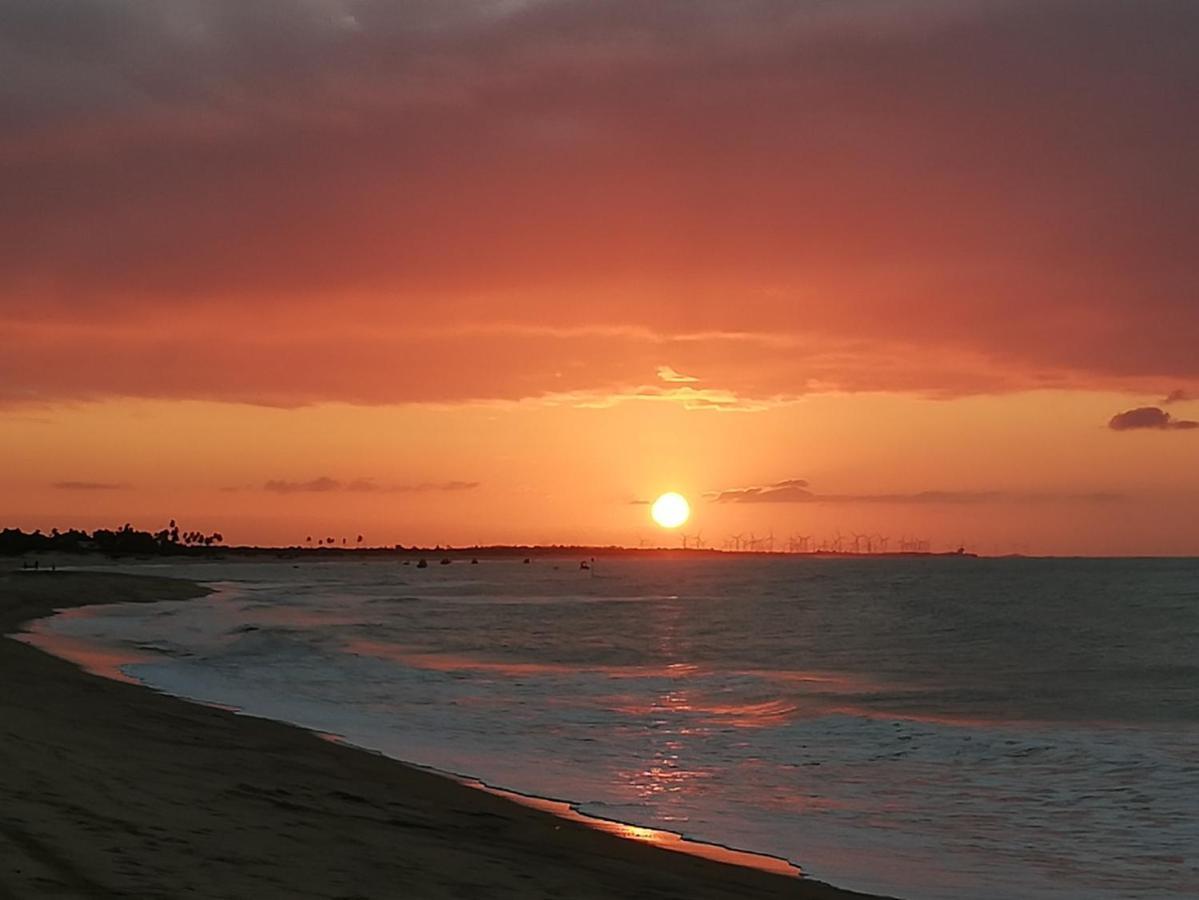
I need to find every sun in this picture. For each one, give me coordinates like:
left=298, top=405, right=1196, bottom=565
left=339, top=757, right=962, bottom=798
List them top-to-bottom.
left=650, top=492, right=690, bottom=529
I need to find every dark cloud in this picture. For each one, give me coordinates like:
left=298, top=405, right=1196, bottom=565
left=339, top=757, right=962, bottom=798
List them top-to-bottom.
left=2, top=1, right=1199, bottom=405
left=1162, top=389, right=1195, bottom=405
left=1108, top=406, right=1199, bottom=431
left=263, top=477, right=479, bottom=493
left=51, top=480, right=131, bottom=490
left=708, top=480, right=1124, bottom=504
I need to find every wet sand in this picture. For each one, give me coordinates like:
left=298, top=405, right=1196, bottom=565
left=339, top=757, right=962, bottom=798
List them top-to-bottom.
left=0, top=569, right=891, bottom=899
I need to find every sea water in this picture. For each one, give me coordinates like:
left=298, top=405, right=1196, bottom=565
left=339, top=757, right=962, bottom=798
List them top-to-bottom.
left=25, top=556, right=1199, bottom=899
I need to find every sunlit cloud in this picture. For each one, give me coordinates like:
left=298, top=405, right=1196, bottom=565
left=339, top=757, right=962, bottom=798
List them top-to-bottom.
left=657, top=366, right=699, bottom=383
left=540, top=384, right=781, bottom=413
left=707, top=480, right=1126, bottom=504
left=707, top=480, right=813, bottom=503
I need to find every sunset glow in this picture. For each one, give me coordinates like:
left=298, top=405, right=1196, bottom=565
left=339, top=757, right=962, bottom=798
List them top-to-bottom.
left=1, top=1, right=1196, bottom=555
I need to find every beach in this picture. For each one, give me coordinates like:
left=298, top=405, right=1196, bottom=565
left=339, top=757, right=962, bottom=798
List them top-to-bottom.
left=0, top=570, right=882, bottom=899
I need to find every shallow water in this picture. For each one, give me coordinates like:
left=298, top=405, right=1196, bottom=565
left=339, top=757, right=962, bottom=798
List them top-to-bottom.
left=25, top=556, right=1199, bottom=899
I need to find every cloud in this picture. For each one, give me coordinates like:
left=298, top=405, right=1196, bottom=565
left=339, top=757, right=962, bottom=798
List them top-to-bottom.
left=3, top=1, right=1199, bottom=407
left=657, top=365, right=699, bottom=383
left=541, top=383, right=777, bottom=412
left=1162, top=389, right=1195, bottom=405
left=1108, top=407, right=1199, bottom=431
left=263, top=477, right=479, bottom=493
left=264, top=477, right=341, bottom=493
left=707, top=479, right=1124, bottom=504
left=708, top=479, right=814, bottom=503
left=51, top=480, right=132, bottom=491
left=394, top=480, right=480, bottom=493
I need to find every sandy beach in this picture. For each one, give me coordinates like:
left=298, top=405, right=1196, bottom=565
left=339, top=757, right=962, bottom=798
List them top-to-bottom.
left=0, top=570, right=887, bottom=900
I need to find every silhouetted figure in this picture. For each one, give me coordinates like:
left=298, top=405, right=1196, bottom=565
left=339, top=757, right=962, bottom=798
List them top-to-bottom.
left=417, top=559, right=428, bottom=568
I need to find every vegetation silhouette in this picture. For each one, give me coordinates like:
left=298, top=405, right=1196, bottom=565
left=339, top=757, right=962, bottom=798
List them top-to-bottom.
left=0, top=522, right=223, bottom=557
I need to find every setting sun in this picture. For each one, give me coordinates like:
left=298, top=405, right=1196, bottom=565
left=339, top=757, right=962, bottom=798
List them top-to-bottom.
left=650, top=492, right=690, bottom=529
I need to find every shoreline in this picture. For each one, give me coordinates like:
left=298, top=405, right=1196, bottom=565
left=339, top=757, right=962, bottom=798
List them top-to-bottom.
left=1, top=569, right=891, bottom=899
left=14, top=588, right=804, bottom=878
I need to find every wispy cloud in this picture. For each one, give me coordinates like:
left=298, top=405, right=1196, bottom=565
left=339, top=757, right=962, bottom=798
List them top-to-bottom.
left=657, top=365, right=699, bottom=383
left=540, top=384, right=782, bottom=413
left=1161, top=389, right=1195, bottom=406
left=1108, top=407, right=1199, bottom=432
left=263, top=477, right=479, bottom=494
left=264, top=477, right=342, bottom=494
left=707, top=479, right=1124, bottom=504
left=707, top=479, right=813, bottom=503
left=51, top=480, right=131, bottom=491
left=393, top=480, right=480, bottom=493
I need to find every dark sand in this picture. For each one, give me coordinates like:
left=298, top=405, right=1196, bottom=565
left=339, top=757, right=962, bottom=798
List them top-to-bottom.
left=1, top=570, right=891, bottom=899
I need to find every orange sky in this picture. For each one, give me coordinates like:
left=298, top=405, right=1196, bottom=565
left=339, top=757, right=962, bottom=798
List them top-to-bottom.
left=3, top=1, right=1197, bottom=554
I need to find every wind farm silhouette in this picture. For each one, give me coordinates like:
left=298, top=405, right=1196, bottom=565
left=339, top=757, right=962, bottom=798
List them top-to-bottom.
left=711, top=529, right=945, bottom=555
left=712, top=530, right=935, bottom=555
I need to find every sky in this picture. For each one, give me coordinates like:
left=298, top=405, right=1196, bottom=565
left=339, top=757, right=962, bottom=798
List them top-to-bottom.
left=2, top=0, right=1197, bottom=554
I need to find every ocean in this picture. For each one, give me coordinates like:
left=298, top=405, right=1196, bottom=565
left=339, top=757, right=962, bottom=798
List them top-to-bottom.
left=23, top=556, right=1199, bottom=899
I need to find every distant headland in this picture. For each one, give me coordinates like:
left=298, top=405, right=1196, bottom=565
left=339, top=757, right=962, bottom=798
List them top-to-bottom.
left=1, top=524, right=977, bottom=560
